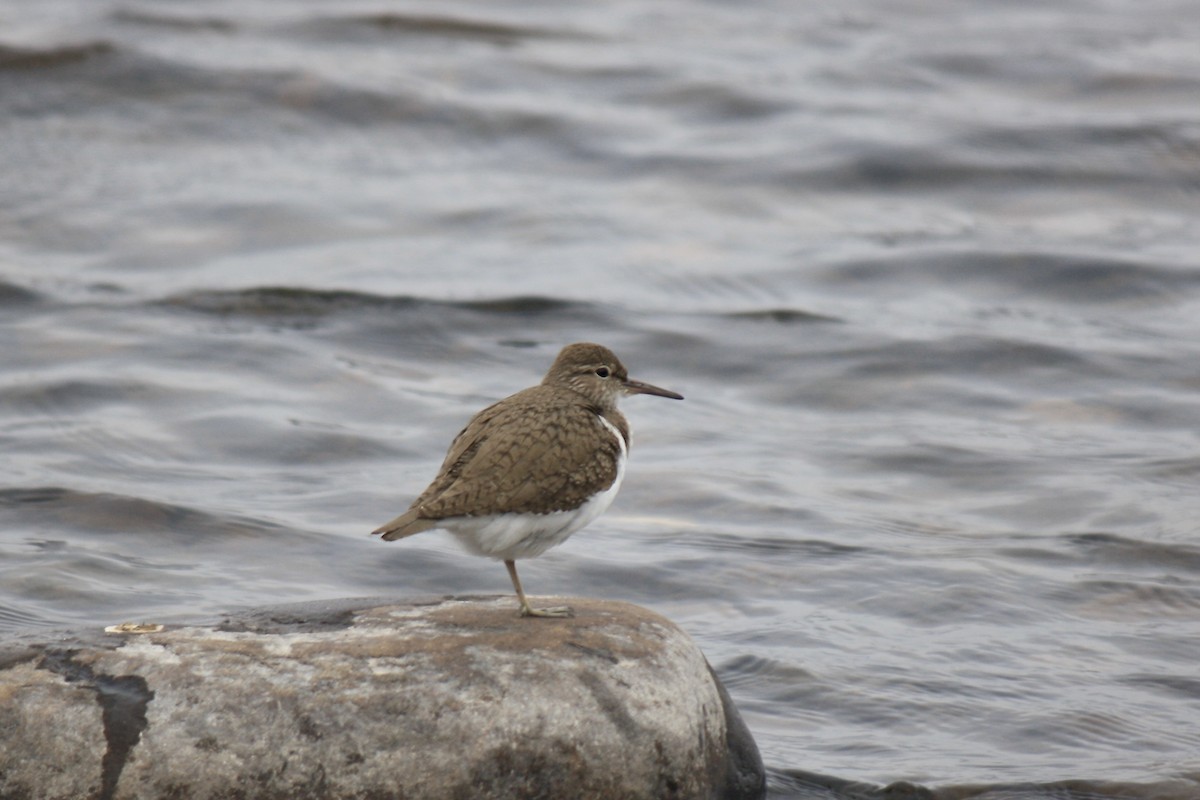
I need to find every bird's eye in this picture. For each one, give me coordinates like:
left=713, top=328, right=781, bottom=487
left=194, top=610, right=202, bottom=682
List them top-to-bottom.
left=595, top=367, right=610, bottom=378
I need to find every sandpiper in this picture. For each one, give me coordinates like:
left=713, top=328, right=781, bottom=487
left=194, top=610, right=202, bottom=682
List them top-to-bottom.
left=372, top=342, right=683, bottom=617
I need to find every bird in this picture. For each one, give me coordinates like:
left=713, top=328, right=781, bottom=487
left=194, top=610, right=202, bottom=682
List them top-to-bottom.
left=371, top=342, right=683, bottom=617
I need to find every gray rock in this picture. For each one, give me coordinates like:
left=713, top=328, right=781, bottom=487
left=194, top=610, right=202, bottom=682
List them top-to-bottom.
left=0, top=596, right=766, bottom=800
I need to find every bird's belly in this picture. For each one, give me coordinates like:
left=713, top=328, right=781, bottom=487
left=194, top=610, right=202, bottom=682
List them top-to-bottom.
left=445, top=453, right=627, bottom=561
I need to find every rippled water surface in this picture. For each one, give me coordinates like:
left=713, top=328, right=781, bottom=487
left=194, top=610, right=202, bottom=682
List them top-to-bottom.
left=3, top=2, right=1200, bottom=798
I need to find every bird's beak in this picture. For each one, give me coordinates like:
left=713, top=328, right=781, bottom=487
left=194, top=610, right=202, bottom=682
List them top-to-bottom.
left=623, top=378, right=684, bottom=400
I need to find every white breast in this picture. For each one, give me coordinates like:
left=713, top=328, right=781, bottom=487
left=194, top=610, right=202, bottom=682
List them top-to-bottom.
left=444, top=414, right=628, bottom=561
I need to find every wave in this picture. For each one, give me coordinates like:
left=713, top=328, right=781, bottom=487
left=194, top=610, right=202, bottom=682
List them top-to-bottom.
left=289, top=12, right=584, bottom=45
left=0, top=41, right=113, bottom=71
left=820, top=249, right=1200, bottom=306
left=0, top=280, right=42, bottom=307
left=157, top=286, right=599, bottom=321
left=0, top=486, right=286, bottom=539
left=767, top=768, right=1200, bottom=800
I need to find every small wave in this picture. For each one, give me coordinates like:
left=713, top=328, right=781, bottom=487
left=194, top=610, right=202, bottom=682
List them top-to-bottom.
left=111, top=9, right=237, bottom=32
left=293, top=12, right=583, bottom=45
left=0, top=37, right=471, bottom=134
left=0, top=41, right=113, bottom=70
left=629, top=81, right=788, bottom=123
left=795, top=112, right=1200, bottom=194
left=820, top=249, right=1200, bottom=306
left=0, top=280, right=42, bottom=306
left=158, top=286, right=596, bottom=321
left=158, top=286, right=420, bottom=318
left=459, top=295, right=582, bottom=315
left=725, top=309, right=843, bottom=324
left=846, top=335, right=1090, bottom=378
left=0, top=377, right=162, bottom=414
left=860, top=442, right=1029, bottom=486
left=1144, top=456, right=1200, bottom=480
left=0, top=486, right=284, bottom=539
left=687, top=532, right=867, bottom=559
left=1065, top=532, right=1200, bottom=573
left=1069, top=578, right=1200, bottom=621
left=0, top=603, right=54, bottom=630
left=718, top=653, right=818, bottom=692
left=1121, top=673, right=1200, bottom=703
left=767, top=768, right=1200, bottom=799
left=767, top=769, right=930, bottom=800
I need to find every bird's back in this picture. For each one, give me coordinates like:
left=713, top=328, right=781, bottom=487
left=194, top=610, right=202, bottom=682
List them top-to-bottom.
left=410, top=384, right=627, bottom=521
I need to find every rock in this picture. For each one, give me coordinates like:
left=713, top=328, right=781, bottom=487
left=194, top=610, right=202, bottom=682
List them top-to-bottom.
left=0, top=596, right=766, bottom=800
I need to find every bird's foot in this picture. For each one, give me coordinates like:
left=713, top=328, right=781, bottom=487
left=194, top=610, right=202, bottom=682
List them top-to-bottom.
left=520, top=603, right=574, bottom=619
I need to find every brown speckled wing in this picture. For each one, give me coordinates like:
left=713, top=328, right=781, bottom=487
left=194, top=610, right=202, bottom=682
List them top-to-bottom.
left=411, top=385, right=625, bottom=519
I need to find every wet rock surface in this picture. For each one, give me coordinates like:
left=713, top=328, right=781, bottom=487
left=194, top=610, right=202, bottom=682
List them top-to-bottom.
left=0, top=596, right=766, bottom=800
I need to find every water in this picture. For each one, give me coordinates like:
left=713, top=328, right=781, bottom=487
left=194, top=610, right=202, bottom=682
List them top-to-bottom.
left=3, top=1, right=1200, bottom=797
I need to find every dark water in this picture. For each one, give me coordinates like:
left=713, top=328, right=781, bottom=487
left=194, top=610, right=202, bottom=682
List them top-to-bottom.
left=3, top=2, right=1200, bottom=798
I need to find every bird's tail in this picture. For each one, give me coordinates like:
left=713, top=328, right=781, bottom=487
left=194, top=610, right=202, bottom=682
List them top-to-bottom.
left=371, top=509, right=436, bottom=541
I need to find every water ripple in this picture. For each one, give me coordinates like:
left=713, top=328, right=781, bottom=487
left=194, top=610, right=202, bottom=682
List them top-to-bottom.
left=3, top=0, right=1200, bottom=794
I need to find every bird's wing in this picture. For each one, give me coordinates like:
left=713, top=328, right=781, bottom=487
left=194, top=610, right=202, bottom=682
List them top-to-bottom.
left=416, top=388, right=622, bottom=520
left=370, top=508, right=435, bottom=540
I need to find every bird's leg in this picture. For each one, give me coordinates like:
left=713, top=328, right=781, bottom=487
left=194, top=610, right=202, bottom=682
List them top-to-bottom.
left=504, top=559, right=573, bottom=618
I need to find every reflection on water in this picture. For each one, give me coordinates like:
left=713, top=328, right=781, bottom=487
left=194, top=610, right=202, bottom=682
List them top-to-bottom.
left=3, top=1, right=1200, bottom=797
